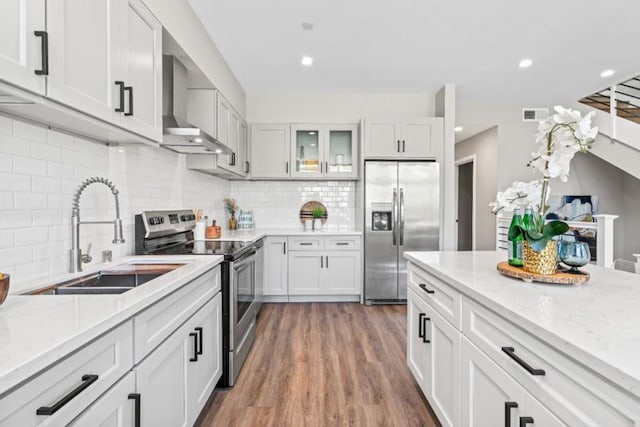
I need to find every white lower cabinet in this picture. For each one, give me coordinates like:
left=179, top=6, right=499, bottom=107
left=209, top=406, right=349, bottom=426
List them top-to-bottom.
left=264, top=237, right=288, bottom=296
left=288, top=237, right=361, bottom=297
left=406, top=288, right=459, bottom=427
left=134, top=293, right=222, bottom=427
left=462, top=337, right=565, bottom=427
left=69, top=372, right=137, bottom=427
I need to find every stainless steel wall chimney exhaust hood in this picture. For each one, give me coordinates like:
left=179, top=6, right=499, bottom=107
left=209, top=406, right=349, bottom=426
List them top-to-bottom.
left=161, top=55, right=231, bottom=155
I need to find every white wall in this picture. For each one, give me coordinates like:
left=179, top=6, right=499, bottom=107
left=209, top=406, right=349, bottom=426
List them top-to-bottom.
left=247, top=93, right=434, bottom=123
left=0, top=115, right=230, bottom=294
left=455, top=127, right=498, bottom=250
left=230, top=180, right=358, bottom=229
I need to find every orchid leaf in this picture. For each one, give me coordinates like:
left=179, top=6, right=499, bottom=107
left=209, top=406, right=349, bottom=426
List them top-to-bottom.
left=543, top=220, right=569, bottom=238
left=526, top=234, right=549, bottom=252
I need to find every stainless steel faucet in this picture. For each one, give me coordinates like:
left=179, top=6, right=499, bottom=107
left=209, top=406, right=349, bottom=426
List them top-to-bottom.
left=69, top=177, right=125, bottom=273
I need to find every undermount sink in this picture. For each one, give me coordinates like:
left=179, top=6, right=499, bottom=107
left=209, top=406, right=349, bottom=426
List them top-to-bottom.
left=26, top=263, right=185, bottom=296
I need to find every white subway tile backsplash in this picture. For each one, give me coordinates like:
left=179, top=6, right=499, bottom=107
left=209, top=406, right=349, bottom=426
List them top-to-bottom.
left=0, top=115, right=12, bottom=135
left=13, top=121, right=46, bottom=142
left=47, top=130, right=76, bottom=150
left=0, top=135, right=31, bottom=156
left=31, top=142, right=62, bottom=162
left=0, top=153, right=11, bottom=172
left=13, top=155, right=47, bottom=175
left=0, top=172, right=31, bottom=192
left=32, top=176, right=62, bottom=193
left=0, top=192, right=14, bottom=210
left=14, top=192, right=48, bottom=210
left=32, top=209, right=64, bottom=227
left=1, top=210, right=32, bottom=229
left=15, top=227, right=48, bottom=246
left=0, top=230, right=14, bottom=248
left=0, top=245, right=32, bottom=266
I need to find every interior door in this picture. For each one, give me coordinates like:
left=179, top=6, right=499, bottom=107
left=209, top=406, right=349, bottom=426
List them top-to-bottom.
left=0, top=0, right=46, bottom=94
left=47, top=0, right=122, bottom=124
left=364, top=161, right=399, bottom=302
left=397, top=162, right=440, bottom=299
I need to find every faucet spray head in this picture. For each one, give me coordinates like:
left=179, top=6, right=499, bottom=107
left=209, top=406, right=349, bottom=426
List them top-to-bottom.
left=113, top=218, right=125, bottom=244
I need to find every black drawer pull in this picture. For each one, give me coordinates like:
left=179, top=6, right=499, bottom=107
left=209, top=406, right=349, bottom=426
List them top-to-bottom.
left=34, top=31, right=48, bottom=75
left=115, top=81, right=125, bottom=113
left=124, top=86, right=133, bottom=116
left=396, top=140, right=400, bottom=152
left=402, top=140, right=406, bottom=152
left=230, top=152, right=236, bottom=166
left=245, top=161, right=250, bottom=174
left=300, top=242, right=313, bottom=246
left=336, top=242, right=350, bottom=246
left=419, top=283, right=435, bottom=294
left=418, top=313, right=425, bottom=339
left=422, top=316, right=430, bottom=343
left=195, top=327, right=203, bottom=355
left=189, top=332, right=198, bottom=362
left=501, top=347, right=545, bottom=376
left=36, top=374, right=99, bottom=415
left=128, top=393, right=141, bottom=427
left=505, top=401, right=518, bottom=427
left=519, top=416, right=534, bottom=427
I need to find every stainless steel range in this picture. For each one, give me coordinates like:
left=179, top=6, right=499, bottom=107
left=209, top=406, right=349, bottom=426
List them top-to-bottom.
left=134, top=210, right=262, bottom=387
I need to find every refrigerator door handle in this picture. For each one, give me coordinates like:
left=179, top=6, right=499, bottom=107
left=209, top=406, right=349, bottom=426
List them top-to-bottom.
left=392, top=188, right=398, bottom=246
left=399, top=188, right=405, bottom=246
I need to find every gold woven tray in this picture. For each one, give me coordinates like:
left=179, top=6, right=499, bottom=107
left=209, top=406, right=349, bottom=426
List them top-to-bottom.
left=497, top=261, right=589, bottom=285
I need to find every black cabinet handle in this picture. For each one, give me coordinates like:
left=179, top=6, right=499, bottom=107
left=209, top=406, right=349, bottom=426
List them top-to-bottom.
left=34, top=31, right=48, bottom=76
left=114, top=81, right=125, bottom=113
left=124, top=86, right=133, bottom=116
left=396, top=140, right=400, bottom=152
left=402, top=140, right=406, bottom=152
left=230, top=152, right=236, bottom=166
left=245, top=161, right=250, bottom=174
left=285, top=161, right=289, bottom=174
left=325, top=161, right=328, bottom=173
left=283, top=242, right=286, bottom=254
left=300, top=242, right=313, bottom=246
left=336, top=242, right=349, bottom=246
left=325, top=255, right=329, bottom=268
left=321, top=256, right=324, bottom=268
left=419, top=283, right=435, bottom=294
left=418, top=313, right=426, bottom=339
left=422, top=316, right=430, bottom=343
left=195, top=327, right=203, bottom=355
left=189, top=332, right=198, bottom=362
left=501, top=347, right=545, bottom=376
left=36, top=374, right=99, bottom=415
left=128, top=393, right=141, bottom=427
left=505, top=401, right=518, bottom=427
left=519, top=416, right=534, bottom=427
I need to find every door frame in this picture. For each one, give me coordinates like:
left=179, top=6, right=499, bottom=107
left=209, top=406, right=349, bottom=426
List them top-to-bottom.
left=454, top=155, right=476, bottom=251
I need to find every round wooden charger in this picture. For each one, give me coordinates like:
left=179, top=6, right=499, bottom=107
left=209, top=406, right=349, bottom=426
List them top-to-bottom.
left=299, top=201, right=328, bottom=225
left=496, top=261, right=589, bottom=285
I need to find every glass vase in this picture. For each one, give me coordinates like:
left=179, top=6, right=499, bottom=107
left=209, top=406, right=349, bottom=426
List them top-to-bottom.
left=228, top=214, right=238, bottom=230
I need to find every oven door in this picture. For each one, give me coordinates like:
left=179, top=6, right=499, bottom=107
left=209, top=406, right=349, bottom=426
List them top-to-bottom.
left=230, top=248, right=257, bottom=349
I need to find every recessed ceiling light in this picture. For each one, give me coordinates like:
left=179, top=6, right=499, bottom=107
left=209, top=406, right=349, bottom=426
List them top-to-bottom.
left=302, top=21, right=314, bottom=31
left=301, top=56, right=313, bottom=66
left=519, top=59, right=533, bottom=68
left=600, top=69, right=615, bottom=78
left=454, top=126, right=463, bottom=132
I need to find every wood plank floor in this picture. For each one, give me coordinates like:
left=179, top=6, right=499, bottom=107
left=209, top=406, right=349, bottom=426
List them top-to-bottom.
left=196, top=303, right=440, bottom=427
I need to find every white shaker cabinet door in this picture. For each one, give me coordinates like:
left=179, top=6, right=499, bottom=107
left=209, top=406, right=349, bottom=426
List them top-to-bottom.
left=0, top=0, right=46, bottom=94
left=47, top=0, right=123, bottom=125
left=121, top=0, right=162, bottom=142
left=399, top=118, right=443, bottom=159
left=364, top=120, right=399, bottom=157
left=249, top=124, right=291, bottom=179
left=264, top=237, right=288, bottom=296
left=288, top=251, right=323, bottom=295
left=324, top=251, right=360, bottom=294
left=407, top=288, right=431, bottom=398
left=187, top=294, right=223, bottom=424
left=135, top=324, right=190, bottom=427
left=68, top=372, right=137, bottom=427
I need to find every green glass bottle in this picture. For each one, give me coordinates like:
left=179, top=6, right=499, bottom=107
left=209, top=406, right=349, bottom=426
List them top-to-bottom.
left=522, top=206, right=534, bottom=233
left=507, top=208, right=524, bottom=267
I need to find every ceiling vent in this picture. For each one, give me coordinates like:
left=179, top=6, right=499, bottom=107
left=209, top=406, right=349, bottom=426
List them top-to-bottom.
left=522, top=108, right=549, bottom=122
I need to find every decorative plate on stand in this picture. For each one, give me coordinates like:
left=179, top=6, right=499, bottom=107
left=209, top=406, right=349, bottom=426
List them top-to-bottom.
left=299, top=201, right=328, bottom=225
left=497, top=262, right=589, bottom=285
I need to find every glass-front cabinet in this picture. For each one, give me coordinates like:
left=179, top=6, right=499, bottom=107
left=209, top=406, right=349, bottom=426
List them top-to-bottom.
left=290, top=124, right=358, bottom=179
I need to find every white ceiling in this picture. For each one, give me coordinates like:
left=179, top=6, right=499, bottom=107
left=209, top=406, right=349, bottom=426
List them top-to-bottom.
left=188, top=0, right=639, bottom=104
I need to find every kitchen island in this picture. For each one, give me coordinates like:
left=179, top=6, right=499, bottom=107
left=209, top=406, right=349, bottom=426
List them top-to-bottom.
left=405, top=251, right=640, bottom=427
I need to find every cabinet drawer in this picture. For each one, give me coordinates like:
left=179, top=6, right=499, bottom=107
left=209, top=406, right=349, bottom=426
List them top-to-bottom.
left=288, top=236, right=323, bottom=250
left=325, top=236, right=361, bottom=250
left=408, top=263, right=462, bottom=330
left=134, top=266, right=220, bottom=364
left=463, top=299, right=640, bottom=426
left=0, top=321, right=133, bottom=427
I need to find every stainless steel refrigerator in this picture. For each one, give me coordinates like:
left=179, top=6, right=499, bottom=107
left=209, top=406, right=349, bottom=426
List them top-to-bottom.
left=364, top=160, right=440, bottom=304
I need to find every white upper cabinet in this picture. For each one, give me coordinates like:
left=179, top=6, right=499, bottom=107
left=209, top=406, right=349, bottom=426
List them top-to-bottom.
left=0, top=0, right=46, bottom=95
left=47, top=0, right=123, bottom=124
left=121, top=0, right=162, bottom=142
left=216, top=93, right=231, bottom=146
left=365, top=118, right=443, bottom=159
left=249, top=124, right=291, bottom=179
left=290, top=124, right=359, bottom=179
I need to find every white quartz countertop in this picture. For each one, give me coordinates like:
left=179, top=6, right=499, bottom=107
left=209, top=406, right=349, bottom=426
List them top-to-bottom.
left=199, top=228, right=362, bottom=242
left=404, top=251, right=640, bottom=399
left=0, top=255, right=223, bottom=395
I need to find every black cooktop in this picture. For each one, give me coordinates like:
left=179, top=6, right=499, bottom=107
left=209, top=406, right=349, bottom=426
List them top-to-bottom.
left=147, top=240, right=254, bottom=261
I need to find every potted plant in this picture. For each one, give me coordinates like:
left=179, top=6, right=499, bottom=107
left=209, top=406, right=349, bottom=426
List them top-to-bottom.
left=490, top=106, right=598, bottom=274
left=311, top=207, right=324, bottom=230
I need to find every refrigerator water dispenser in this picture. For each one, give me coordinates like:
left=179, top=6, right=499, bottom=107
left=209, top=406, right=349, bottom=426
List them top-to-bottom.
left=371, top=203, right=392, bottom=231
